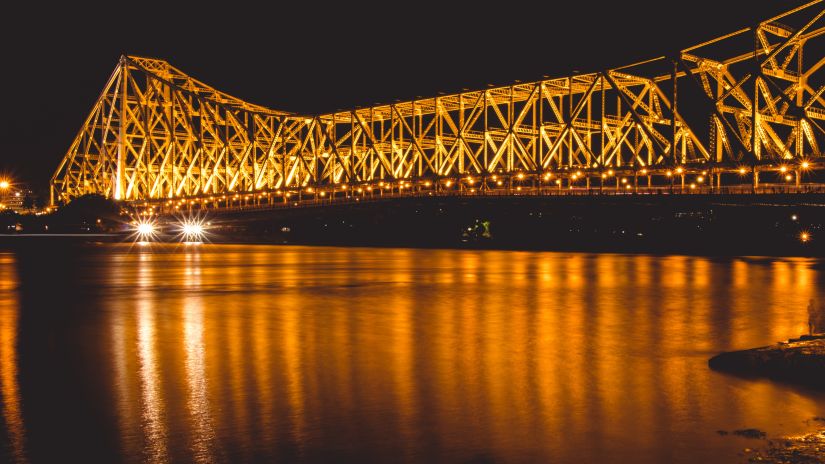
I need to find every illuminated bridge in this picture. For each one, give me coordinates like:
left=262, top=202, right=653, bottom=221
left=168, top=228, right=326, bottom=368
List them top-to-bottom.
left=51, top=2, right=825, bottom=213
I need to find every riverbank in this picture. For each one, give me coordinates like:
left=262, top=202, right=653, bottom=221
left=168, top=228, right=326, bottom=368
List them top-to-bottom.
left=7, top=193, right=825, bottom=256
left=709, top=335, right=825, bottom=389
left=710, top=337, right=825, bottom=462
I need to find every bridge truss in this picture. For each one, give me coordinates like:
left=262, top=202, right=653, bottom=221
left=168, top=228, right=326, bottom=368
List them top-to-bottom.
left=51, top=2, right=825, bottom=206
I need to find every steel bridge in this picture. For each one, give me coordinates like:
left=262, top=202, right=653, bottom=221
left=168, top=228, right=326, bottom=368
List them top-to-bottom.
left=51, top=2, right=825, bottom=211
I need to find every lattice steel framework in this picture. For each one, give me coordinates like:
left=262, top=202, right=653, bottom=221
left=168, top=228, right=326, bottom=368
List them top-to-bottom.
left=51, top=2, right=825, bottom=204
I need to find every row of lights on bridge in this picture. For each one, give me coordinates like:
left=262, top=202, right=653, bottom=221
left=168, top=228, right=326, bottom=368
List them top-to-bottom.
left=131, top=161, right=816, bottom=208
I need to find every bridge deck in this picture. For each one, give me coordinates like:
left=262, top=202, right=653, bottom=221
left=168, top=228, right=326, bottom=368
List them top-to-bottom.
left=136, top=183, right=825, bottom=217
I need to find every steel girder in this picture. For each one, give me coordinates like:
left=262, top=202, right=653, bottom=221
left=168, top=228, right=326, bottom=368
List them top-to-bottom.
left=50, top=1, right=825, bottom=204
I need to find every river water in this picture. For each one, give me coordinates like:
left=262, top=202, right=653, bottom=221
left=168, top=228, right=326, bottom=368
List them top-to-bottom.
left=0, top=243, right=823, bottom=463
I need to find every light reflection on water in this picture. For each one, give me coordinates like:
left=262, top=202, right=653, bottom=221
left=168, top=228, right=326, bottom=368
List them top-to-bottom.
left=1, top=245, right=824, bottom=463
left=0, top=254, right=25, bottom=464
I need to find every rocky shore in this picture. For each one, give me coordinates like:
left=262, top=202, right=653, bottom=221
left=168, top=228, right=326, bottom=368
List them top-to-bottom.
left=710, top=336, right=825, bottom=462
left=733, top=426, right=825, bottom=463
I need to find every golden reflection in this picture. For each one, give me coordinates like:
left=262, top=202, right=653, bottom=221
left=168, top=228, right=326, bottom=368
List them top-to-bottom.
left=91, top=245, right=825, bottom=463
left=388, top=251, right=417, bottom=461
left=0, top=254, right=26, bottom=464
left=136, top=254, right=168, bottom=463
left=250, top=286, right=276, bottom=451
left=111, top=288, right=140, bottom=460
left=224, top=289, right=253, bottom=459
left=184, top=297, right=216, bottom=463
left=281, top=299, right=307, bottom=451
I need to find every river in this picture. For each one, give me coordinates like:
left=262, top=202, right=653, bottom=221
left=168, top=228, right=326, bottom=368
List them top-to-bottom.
left=0, top=243, right=823, bottom=463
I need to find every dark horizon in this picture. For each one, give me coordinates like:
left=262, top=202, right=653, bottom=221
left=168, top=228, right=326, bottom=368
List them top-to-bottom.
left=0, top=1, right=809, bottom=193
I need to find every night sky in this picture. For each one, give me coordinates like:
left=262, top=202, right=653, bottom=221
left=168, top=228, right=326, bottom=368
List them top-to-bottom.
left=0, top=1, right=808, bottom=194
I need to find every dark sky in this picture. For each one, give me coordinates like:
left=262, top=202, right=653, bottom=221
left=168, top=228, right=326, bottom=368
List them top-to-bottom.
left=0, top=1, right=809, bottom=192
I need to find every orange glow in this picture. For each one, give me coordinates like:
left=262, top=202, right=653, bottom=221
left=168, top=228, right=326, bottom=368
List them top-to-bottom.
left=48, top=245, right=820, bottom=463
left=0, top=256, right=25, bottom=463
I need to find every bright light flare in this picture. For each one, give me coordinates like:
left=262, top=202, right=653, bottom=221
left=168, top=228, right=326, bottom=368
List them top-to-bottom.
left=0, top=180, right=9, bottom=189
left=177, top=216, right=208, bottom=242
left=131, top=218, right=158, bottom=242
left=137, top=223, right=154, bottom=235
left=182, top=223, right=203, bottom=236
left=801, top=232, right=811, bottom=243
